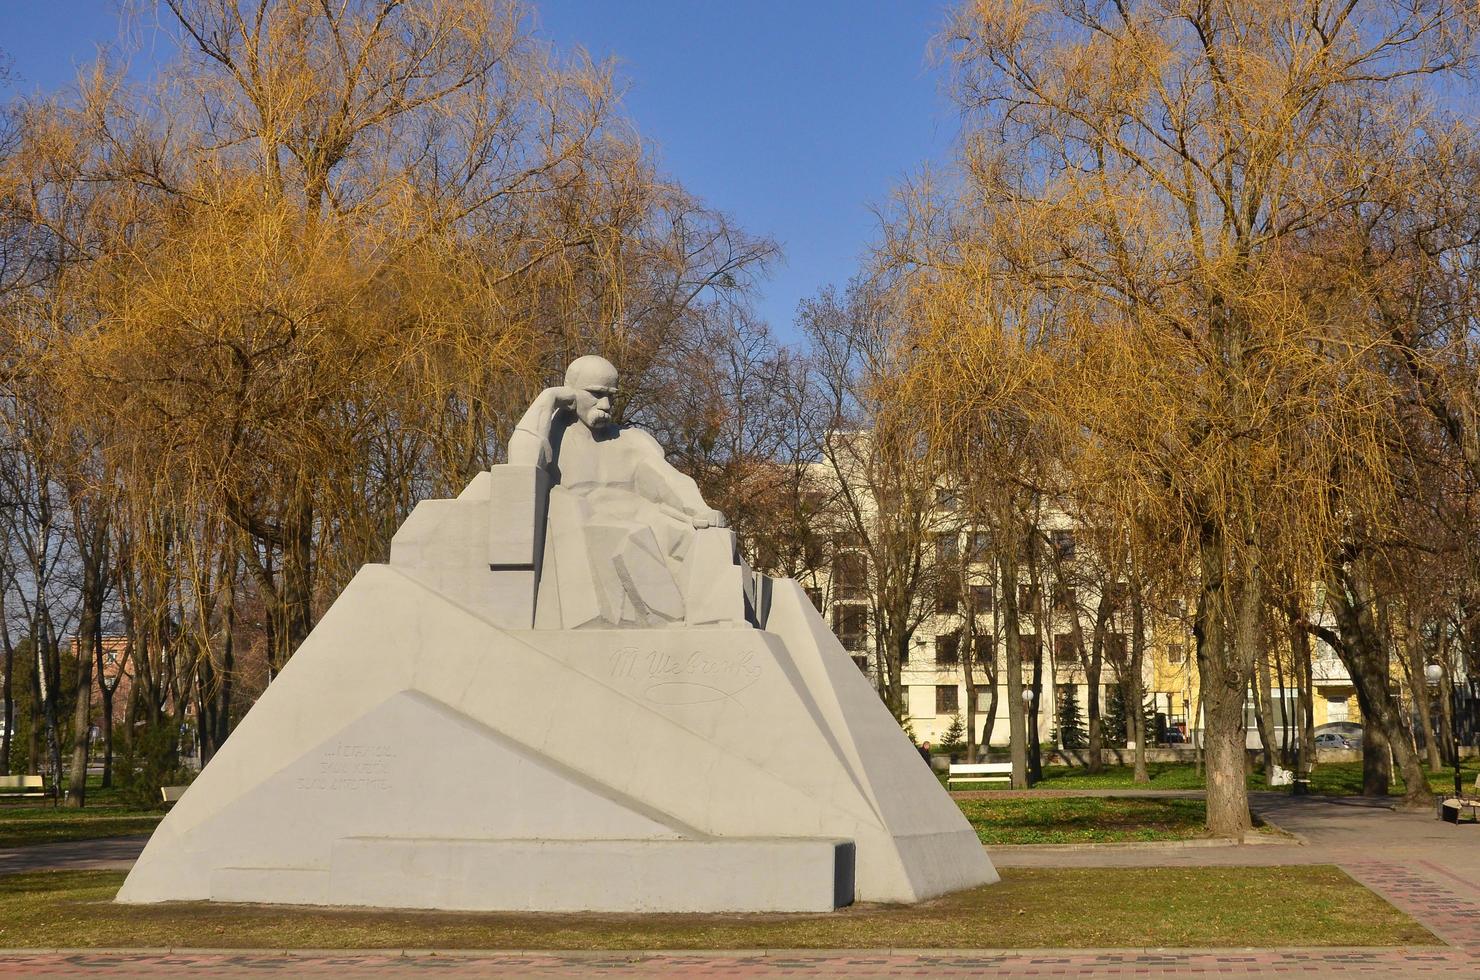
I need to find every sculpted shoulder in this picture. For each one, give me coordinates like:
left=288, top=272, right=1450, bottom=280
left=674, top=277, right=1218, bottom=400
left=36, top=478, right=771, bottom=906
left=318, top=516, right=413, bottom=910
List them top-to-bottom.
left=613, top=424, right=667, bottom=456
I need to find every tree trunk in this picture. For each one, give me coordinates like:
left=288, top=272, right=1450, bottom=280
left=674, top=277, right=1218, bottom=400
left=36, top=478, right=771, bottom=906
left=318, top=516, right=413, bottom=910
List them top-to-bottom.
left=281, top=489, right=315, bottom=667
left=1195, top=527, right=1253, bottom=839
left=66, top=545, right=106, bottom=807
left=999, top=553, right=1029, bottom=788
left=1321, top=557, right=1433, bottom=808
left=1130, top=587, right=1149, bottom=783
left=199, top=588, right=236, bottom=764
left=962, top=601, right=979, bottom=765
left=1287, top=606, right=1315, bottom=780
left=0, top=616, right=13, bottom=777
left=36, top=625, right=65, bottom=804
left=886, top=629, right=907, bottom=721
left=1028, top=633, right=1043, bottom=783
left=66, top=635, right=95, bottom=809
left=1437, top=637, right=1456, bottom=770
left=1271, top=638, right=1291, bottom=767
left=1085, top=646, right=1103, bottom=774
left=1410, top=652, right=1441, bottom=772
left=1254, top=653, right=1277, bottom=784
left=28, top=655, right=43, bottom=777
left=97, top=676, right=114, bottom=788
left=982, top=681, right=999, bottom=757
left=1363, top=721, right=1392, bottom=797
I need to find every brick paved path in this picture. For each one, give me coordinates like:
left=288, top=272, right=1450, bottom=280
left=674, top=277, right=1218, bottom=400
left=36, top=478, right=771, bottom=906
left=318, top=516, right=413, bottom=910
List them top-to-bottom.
left=1, top=794, right=1476, bottom=977
left=0, top=946, right=1472, bottom=978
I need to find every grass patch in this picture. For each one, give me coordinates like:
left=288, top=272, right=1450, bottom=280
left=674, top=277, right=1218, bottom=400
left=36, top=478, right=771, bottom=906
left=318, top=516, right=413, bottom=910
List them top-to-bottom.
left=942, top=759, right=1480, bottom=798
left=1297, top=761, right=1480, bottom=798
left=942, top=762, right=1208, bottom=791
left=959, top=796, right=1211, bottom=845
left=0, top=805, right=163, bottom=848
left=0, top=866, right=1431, bottom=949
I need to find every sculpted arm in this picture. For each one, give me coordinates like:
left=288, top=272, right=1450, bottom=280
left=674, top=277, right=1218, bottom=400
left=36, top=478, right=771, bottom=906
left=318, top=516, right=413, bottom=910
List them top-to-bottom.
left=507, top=386, right=578, bottom=467
left=628, top=429, right=727, bottom=529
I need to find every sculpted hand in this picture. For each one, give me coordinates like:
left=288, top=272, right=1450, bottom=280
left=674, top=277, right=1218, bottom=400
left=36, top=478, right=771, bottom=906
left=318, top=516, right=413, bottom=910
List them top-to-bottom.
left=545, top=385, right=580, bottom=410
left=691, top=507, right=727, bottom=530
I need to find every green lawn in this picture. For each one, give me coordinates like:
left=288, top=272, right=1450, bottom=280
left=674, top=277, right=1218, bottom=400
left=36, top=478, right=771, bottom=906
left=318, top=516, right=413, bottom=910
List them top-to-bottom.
left=942, top=759, right=1480, bottom=797
left=1298, top=761, right=1480, bottom=798
left=941, top=762, right=1207, bottom=791
left=959, top=796, right=1219, bottom=844
left=0, top=804, right=163, bottom=848
left=0, top=866, right=1433, bottom=949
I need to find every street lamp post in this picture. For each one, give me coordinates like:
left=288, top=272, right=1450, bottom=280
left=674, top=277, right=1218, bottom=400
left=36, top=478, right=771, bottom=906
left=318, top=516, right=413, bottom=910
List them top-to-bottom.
left=1425, top=662, right=1463, bottom=801
left=1022, top=687, right=1036, bottom=787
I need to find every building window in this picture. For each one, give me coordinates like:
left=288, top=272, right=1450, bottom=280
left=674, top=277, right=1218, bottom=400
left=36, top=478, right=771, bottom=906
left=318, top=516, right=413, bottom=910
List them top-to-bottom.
left=936, top=488, right=960, bottom=512
left=1051, top=530, right=1076, bottom=560
left=968, top=531, right=992, bottom=561
left=936, top=533, right=959, bottom=562
left=834, top=552, right=867, bottom=599
left=936, top=571, right=960, bottom=615
left=1018, top=583, right=1041, bottom=613
left=970, top=584, right=995, bottom=611
left=1053, top=585, right=1076, bottom=611
left=805, top=587, right=823, bottom=611
left=833, top=604, right=867, bottom=651
left=1053, top=632, right=1077, bottom=663
left=1105, top=632, right=1127, bottom=661
left=936, top=633, right=960, bottom=667
left=1018, top=633, right=1039, bottom=655
left=1167, top=643, right=1185, bottom=665
left=851, top=655, right=869, bottom=673
left=936, top=684, right=959, bottom=715
left=1245, top=689, right=1299, bottom=729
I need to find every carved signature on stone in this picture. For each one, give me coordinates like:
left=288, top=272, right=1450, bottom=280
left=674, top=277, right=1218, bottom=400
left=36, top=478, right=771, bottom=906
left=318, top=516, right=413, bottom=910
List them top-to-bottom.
left=609, top=646, right=761, bottom=706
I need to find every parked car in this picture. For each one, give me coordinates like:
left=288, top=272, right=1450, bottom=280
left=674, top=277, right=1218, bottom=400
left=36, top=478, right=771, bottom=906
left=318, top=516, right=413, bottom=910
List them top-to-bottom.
left=1315, top=721, right=1363, bottom=740
left=1164, top=730, right=1187, bottom=744
left=1314, top=732, right=1353, bottom=749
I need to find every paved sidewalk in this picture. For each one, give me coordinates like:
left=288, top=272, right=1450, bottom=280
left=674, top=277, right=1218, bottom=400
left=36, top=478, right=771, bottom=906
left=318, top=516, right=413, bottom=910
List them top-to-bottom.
left=0, top=795, right=1476, bottom=977
left=0, top=836, right=148, bottom=876
left=0, top=947, right=1472, bottom=978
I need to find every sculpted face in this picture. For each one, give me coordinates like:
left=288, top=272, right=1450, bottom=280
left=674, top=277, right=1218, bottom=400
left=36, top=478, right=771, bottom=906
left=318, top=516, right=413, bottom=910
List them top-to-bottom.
left=565, top=355, right=619, bottom=430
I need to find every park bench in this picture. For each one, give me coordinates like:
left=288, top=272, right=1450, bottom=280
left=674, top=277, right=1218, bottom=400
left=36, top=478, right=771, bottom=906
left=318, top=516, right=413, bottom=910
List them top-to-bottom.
left=947, top=762, right=1013, bottom=787
left=0, top=775, right=45, bottom=799
left=160, top=785, right=188, bottom=806
left=1439, top=797, right=1478, bottom=824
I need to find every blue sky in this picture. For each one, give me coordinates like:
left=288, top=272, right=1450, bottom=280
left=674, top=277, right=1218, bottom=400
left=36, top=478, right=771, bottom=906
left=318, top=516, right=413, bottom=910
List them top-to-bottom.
left=0, top=0, right=961, bottom=340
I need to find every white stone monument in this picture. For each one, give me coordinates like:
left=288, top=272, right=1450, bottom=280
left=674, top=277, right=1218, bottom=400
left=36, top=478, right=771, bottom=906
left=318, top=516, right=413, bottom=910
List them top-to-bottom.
left=118, top=356, right=997, bottom=913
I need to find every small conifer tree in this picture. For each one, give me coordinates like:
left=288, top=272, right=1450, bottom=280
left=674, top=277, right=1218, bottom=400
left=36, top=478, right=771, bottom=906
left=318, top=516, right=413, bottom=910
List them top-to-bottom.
left=1055, top=687, right=1086, bottom=748
left=940, top=712, right=967, bottom=753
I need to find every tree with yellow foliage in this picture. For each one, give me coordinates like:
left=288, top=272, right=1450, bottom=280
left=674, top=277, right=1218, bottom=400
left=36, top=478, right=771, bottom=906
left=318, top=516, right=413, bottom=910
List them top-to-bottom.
left=904, top=0, right=1479, bottom=833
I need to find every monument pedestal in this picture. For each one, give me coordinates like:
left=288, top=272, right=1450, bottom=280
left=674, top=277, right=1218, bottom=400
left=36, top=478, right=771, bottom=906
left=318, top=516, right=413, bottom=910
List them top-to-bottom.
left=118, top=566, right=996, bottom=912
left=211, top=837, right=853, bottom=913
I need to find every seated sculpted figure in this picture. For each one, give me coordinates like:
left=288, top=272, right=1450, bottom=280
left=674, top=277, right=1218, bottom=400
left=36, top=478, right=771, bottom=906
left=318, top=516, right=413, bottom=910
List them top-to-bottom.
left=509, top=355, right=756, bottom=629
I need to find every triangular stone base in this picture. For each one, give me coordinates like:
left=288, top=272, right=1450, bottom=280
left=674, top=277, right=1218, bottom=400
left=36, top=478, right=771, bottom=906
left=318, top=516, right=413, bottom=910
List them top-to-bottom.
left=118, top=564, right=996, bottom=911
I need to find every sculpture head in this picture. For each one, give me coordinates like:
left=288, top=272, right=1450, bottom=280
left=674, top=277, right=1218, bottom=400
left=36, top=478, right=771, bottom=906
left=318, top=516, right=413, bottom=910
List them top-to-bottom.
left=565, top=355, right=619, bottom=430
